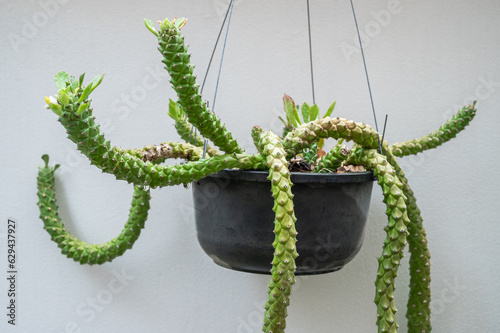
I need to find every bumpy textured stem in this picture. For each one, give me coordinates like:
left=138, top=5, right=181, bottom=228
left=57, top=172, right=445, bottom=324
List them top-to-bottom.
left=155, top=19, right=243, bottom=154
left=48, top=84, right=265, bottom=188
left=168, top=98, right=209, bottom=149
left=381, top=103, right=478, bottom=331
left=390, top=103, right=476, bottom=157
left=283, top=117, right=380, bottom=157
left=173, top=118, right=219, bottom=157
left=175, top=118, right=201, bottom=145
left=252, top=126, right=264, bottom=150
left=257, top=131, right=298, bottom=333
left=124, top=141, right=206, bottom=162
left=382, top=144, right=431, bottom=332
left=314, top=145, right=351, bottom=173
left=350, top=149, right=410, bottom=333
left=37, top=155, right=150, bottom=265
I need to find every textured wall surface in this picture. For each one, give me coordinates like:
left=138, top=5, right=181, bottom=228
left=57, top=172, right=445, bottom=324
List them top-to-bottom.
left=1, top=0, right=499, bottom=332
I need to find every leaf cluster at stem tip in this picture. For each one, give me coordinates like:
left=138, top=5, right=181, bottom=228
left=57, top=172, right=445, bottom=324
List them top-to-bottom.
left=144, top=17, right=187, bottom=37
left=44, top=71, right=104, bottom=116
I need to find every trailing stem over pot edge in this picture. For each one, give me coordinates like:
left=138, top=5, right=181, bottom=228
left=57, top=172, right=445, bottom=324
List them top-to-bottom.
left=37, top=17, right=476, bottom=333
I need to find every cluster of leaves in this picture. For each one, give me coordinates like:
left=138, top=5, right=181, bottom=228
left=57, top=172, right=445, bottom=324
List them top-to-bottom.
left=45, top=72, right=104, bottom=117
left=279, top=94, right=338, bottom=165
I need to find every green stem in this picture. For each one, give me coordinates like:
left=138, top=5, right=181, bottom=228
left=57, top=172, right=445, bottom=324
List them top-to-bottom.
left=155, top=18, right=243, bottom=154
left=45, top=76, right=265, bottom=188
left=169, top=99, right=219, bottom=156
left=390, top=103, right=476, bottom=157
left=282, top=117, right=380, bottom=157
left=174, top=118, right=219, bottom=156
left=251, top=126, right=264, bottom=150
left=257, top=131, right=298, bottom=333
left=123, top=141, right=208, bottom=162
left=382, top=143, right=431, bottom=332
left=314, top=144, right=351, bottom=173
left=350, top=148, right=410, bottom=333
left=37, top=155, right=150, bottom=265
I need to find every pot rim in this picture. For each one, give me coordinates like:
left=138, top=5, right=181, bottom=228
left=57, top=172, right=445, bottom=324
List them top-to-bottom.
left=207, top=169, right=375, bottom=184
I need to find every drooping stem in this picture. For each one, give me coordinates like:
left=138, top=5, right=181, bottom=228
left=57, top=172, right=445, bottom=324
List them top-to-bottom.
left=39, top=15, right=480, bottom=331
left=256, top=131, right=298, bottom=333
left=382, top=143, right=431, bottom=332
left=350, top=148, right=410, bottom=333
left=37, top=155, right=151, bottom=265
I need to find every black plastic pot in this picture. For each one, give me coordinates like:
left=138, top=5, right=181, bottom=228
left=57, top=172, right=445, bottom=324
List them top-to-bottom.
left=192, top=170, right=375, bottom=275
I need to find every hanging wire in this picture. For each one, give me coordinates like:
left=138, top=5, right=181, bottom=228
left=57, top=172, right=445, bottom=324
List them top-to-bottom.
left=200, top=0, right=234, bottom=95
left=211, top=0, right=236, bottom=113
left=306, top=0, right=316, bottom=105
left=349, top=0, right=383, bottom=153
left=192, top=1, right=233, bottom=156
left=381, top=114, right=389, bottom=145
left=188, top=126, right=193, bottom=143
left=202, top=139, right=208, bottom=159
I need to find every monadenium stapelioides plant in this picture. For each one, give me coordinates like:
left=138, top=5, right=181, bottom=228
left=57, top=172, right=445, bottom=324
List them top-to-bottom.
left=37, top=17, right=476, bottom=333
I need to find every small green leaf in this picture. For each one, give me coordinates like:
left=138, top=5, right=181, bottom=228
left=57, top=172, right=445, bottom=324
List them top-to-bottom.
left=173, top=17, right=187, bottom=29
left=144, top=18, right=158, bottom=37
left=159, top=19, right=168, bottom=30
left=55, top=71, right=70, bottom=91
left=78, top=73, right=86, bottom=88
left=89, top=74, right=104, bottom=94
left=69, top=75, right=79, bottom=90
left=78, top=83, right=93, bottom=103
left=58, top=90, right=70, bottom=106
left=283, top=94, right=298, bottom=127
left=45, top=96, right=63, bottom=116
left=168, top=99, right=181, bottom=120
left=324, top=101, right=336, bottom=118
left=76, top=102, right=89, bottom=116
left=301, top=102, right=310, bottom=123
left=48, top=103, right=63, bottom=117
left=309, top=104, right=320, bottom=121
left=293, top=108, right=301, bottom=126
left=278, top=116, right=287, bottom=126
left=317, top=138, right=325, bottom=149
left=41, top=154, right=50, bottom=167
left=41, top=155, right=60, bottom=171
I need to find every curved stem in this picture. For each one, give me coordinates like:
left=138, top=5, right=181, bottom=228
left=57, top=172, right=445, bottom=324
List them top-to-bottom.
left=45, top=76, right=265, bottom=188
left=168, top=100, right=219, bottom=155
left=390, top=103, right=476, bottom=157
left=282, top=117, right=380, bottom=157
left=173, top=119, right=219, bottom=156
left=314, top=144, right=351, bottom=173
left=382, top=144, right=432, bottom=332
left=350, top=148, right=410, bottom=333
left=37, top=155, right=150, bottom=265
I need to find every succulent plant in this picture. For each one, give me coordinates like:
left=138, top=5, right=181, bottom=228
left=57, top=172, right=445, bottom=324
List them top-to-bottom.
left=37, top=17, right=476, bottom=333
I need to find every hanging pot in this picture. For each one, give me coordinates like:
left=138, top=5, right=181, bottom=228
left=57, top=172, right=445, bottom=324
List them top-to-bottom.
left=192, top=169, right=375, bottom=275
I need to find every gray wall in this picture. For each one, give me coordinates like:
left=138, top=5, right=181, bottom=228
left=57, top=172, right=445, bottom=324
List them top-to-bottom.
left=2, top=0, right=499, bottom=332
